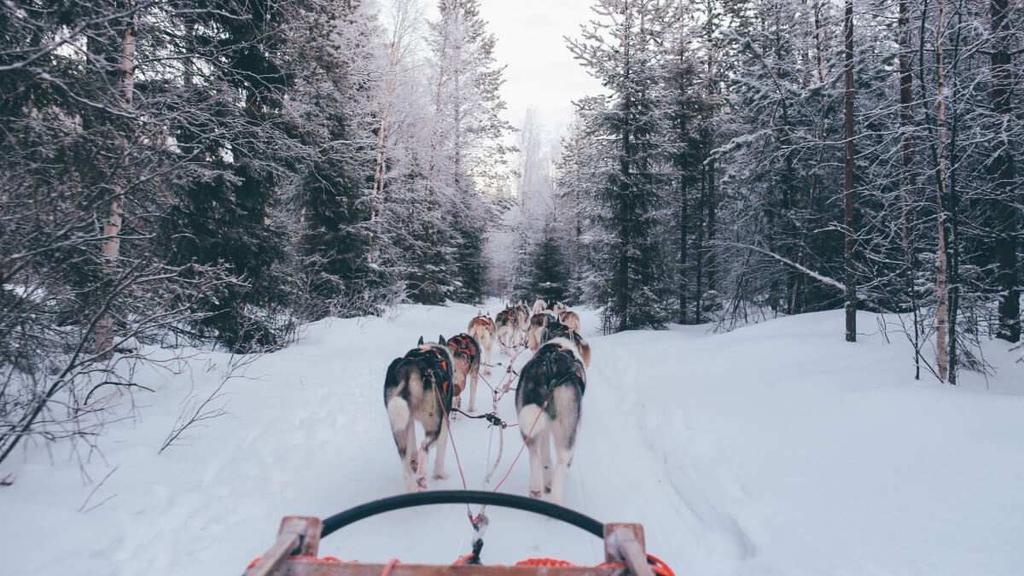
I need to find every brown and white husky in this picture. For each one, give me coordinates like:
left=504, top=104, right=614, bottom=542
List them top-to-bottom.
left=467, top=313, right=495, bottom=407
left=446, top=332, right=481, bottom=412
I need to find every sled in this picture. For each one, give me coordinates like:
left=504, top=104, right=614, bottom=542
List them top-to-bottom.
left=244, top=491, right=671, bottom=576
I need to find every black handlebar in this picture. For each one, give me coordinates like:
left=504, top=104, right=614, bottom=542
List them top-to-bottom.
left=321, top=490, right=605, bottom=539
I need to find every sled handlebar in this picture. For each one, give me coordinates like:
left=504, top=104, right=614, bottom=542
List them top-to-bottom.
left=321, top=490, right=605, bottom=539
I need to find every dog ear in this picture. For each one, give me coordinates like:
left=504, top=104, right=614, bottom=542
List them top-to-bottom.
left=438, top=334, right=446, bottom=346
left=417, top=335, right=424, bottom=346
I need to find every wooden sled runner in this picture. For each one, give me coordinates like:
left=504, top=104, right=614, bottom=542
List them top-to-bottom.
left=244, top=491, right=673, bottom=576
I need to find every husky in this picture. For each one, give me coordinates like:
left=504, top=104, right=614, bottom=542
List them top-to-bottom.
left=531, top=298, right=548, bottom=315
left=514, top=301, right=531, bottom=346
left=552, top=302, right=567, bottom=316
left=495, top=307, right=518, bottom=354
left=559, top=310, right=582, bottom=334
left=526, top=312, right=552, bottom=352
left=467, top=313, right=495, bottom=388
left=543, top=319, right=591, bottom=368
left=445, top=333, right=481, bottom=412
left=384, top=336, right=454, bottom=491
left=516, top=336, right=586, bottom=504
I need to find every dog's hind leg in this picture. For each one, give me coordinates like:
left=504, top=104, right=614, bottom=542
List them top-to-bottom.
left=468, top=366, right=479, bottom=413
left=548, top=387, right=581, bottom=504
left=387, top=396, right=417, bottom=491
left=518, top=404, right=549, bottom=498
left=431, top=417, right=449, bottom=480
left=403, top=421, right=420, bottom=491
left=539, top=429, right=553, bottom=495
left=525, top=434, right=544, bottom=499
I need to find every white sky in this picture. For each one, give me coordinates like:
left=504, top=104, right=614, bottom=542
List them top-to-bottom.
left=477, top=0, right=604, bottom=143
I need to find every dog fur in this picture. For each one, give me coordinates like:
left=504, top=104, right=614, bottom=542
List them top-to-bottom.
left=531, top=299, right=548, bottom=315
left=514, top=301, right=531, bottom=346
left=495, top=307, right=518, bottom=354
left=558, top=310, right=582, bottom=333
left=526, top=312, right=553, bottom=352
left=467, top=313, right=495, bottom=403
left=543, top=319, right=591, bottom=368
left=445, top=333, right=481, bottom=412
left=383, top=336, right=454, bottom=491
left=515, top=337, right=586, bottom=504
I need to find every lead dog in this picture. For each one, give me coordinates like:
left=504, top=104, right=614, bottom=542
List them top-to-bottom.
left=446, top=332, right=481, bottom=412
left=516, top=335, right=586, bottom=504
left=384, top=336, right=454, bottom=491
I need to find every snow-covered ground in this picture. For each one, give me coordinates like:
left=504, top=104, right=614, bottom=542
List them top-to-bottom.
left=2, top=301, right=1023, bottom=576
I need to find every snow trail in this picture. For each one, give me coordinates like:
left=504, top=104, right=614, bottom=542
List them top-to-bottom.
left=2, top=302, right=1023, bottom=576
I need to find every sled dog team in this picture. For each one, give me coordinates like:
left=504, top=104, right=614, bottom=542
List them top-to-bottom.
left=383, top=299, right=589, bottom=503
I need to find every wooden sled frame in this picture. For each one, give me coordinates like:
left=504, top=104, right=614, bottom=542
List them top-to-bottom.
left=245, top=492, right=655, bottom=576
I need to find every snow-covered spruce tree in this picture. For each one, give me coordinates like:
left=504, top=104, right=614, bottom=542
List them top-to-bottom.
left=0, top=0, right=299, bottom=461
left=283, top=0, right=387, bottom=320
left=425, top=0, right=514, bottom=305
left=569, top=0, right=676, bottom=332
left=713, top=0, right=848, bottom=320
left=160, top=1, right=296, bottom=353
left=659, top=7, right=715, bottom=324
left=554, top=96, right=615, bottom=306
left=510, top=110, right=558, bottom=302
left=526, top=230, right=572, bottom=305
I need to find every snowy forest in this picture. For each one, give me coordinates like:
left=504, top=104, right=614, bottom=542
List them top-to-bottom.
left=3, top=0, right=1024, bottom=573
left=3, top=0, right=1024, bottom=464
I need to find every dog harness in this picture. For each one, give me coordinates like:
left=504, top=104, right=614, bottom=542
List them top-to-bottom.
left=447, top=334, right=479, bottom=363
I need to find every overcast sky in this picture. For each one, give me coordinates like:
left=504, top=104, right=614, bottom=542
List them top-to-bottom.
left=476, top=0, right=604, bottom=143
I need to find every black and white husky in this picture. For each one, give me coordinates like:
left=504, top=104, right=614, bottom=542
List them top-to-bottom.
left=515, top=334, right=587, bottom=504
left=384, top=336, right=454, bottom=491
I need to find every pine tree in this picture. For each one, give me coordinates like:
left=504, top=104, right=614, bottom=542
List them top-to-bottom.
left=427, top=0, right=513, bottom=304
left=569, top=0, right=675, bottom=332
left=162, top=1, right=294, bottom=352
left=528, top=233, right=571, bottom=304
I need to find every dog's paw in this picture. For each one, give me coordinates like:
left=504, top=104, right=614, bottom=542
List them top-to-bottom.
left=433, top=471, right=449, bottom=480
left=416, top=477, right=428, bottom=490
left=529, top=490, right=543, bottom=499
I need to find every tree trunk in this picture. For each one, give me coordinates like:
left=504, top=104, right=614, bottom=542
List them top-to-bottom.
left=843, top=0, right=857, bottom=343
left=898, top=0, right=921, bottom=379
left=933, top=0, right=951, bottom=382
left=991, top=0, right=1020, bottom=343
left=94, top=4, right=135, bottom=357
left=679, top=181, right=689, bottom=324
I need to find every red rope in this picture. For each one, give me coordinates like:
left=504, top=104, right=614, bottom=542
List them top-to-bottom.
left=490, top=399, right=547, bottom=493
